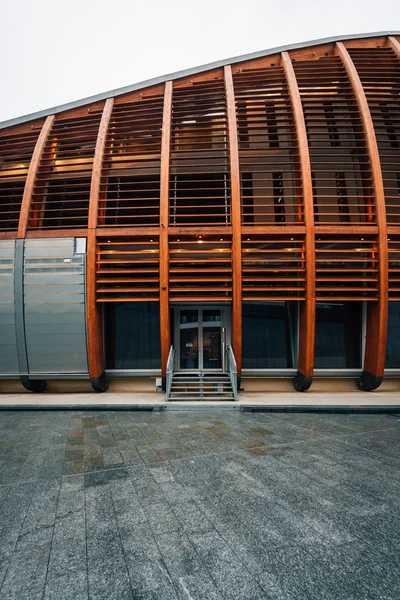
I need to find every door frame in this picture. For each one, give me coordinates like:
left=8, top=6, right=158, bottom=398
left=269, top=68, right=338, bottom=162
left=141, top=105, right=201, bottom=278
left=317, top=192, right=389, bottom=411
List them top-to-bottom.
left=173, top=304, right=231, bottom=372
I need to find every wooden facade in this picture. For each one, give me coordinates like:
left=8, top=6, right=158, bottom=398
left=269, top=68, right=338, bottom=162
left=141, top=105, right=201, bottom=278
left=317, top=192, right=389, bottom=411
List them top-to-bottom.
left=1, top=34, right=400, bottom=392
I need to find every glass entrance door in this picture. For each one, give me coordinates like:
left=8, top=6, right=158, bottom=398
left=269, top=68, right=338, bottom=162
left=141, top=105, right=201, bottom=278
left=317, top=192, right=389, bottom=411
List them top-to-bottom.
left=178, top=308, right=223, bottom=370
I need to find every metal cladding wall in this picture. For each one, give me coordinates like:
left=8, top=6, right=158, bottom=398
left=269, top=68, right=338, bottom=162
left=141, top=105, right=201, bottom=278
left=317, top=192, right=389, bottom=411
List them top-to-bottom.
left=0, top=33, right=400, bottom=392
left=0, top=238, right=88, bottom=389
left=23, top=238, right=88, bottom=376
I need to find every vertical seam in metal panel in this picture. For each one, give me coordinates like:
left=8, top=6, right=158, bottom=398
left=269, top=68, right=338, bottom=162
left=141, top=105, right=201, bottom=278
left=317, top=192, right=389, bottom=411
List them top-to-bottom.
left=336, top=41, right=388, bottom=378
left=281, top=51, right=316, bottom=380
left=224, top=65, right=242, bottom=376
left=14, top=239, right=29, bottom=374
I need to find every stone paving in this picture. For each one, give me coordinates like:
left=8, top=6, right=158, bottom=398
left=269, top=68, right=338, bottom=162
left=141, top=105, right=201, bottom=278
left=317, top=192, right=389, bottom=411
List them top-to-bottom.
left=0, top=410, right=399, bottom=600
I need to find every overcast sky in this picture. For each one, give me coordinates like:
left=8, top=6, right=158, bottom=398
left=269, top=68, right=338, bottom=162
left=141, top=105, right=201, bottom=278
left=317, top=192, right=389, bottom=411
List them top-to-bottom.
left=0, top=0, right=399, bottom=123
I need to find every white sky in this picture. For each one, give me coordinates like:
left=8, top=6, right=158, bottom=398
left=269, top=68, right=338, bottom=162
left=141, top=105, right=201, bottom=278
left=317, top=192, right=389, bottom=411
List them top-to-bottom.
left=0, top=0, right=399, bottom=123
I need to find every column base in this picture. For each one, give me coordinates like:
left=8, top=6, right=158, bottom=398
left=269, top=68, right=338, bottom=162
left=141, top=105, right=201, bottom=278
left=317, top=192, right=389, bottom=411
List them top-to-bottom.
left=293, top=371, right=312, bottom=392
left=357, top=371, right=383, bottom=392
left=90, top=372, right=108, bottom=393
left=20, top=377, right=46, bottom=393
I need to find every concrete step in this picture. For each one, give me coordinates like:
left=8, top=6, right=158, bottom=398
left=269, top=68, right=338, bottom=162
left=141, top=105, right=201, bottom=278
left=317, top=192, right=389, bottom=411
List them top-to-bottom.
left=168, top=372, right=235, bottom=401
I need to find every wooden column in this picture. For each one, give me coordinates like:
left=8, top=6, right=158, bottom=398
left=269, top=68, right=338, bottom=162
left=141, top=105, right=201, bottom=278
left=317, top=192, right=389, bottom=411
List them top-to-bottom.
left=388, top=36, right=400, bottom=58
left=336, top=42, right=388, bottom=391
left=281, top=52, right=315, bottom=391
left=224, top=65, right=242, bottom=377
left=160, top=81, right=173, bottom=382
left=88, top=98, right=114, bottom=229
left=86, top=99, right=114, bottom=391
left=17, top=115, right=55, bottom=238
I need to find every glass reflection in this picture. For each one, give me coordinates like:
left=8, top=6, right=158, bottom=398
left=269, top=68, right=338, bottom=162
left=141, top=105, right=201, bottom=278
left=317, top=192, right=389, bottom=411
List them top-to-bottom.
left=105, top=302, right=161, bottom=369
left=242, top=302, right=297, bottom=368
left=314, top=302, right=361, bottom=369
left=386, top=303, right=400, bottom=368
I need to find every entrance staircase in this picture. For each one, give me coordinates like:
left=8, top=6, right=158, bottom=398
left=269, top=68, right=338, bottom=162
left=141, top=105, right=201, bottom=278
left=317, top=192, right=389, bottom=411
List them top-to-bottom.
left=166, top=345, right=238, bottom=402
left=168, top=372, right=235, bottom=401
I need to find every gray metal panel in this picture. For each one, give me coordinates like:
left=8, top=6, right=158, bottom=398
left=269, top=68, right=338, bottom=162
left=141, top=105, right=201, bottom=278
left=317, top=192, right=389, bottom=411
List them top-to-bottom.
left=1, top=31, right=399, bottom=130
left=23, top=238, right=89, bottom=375
left=0, top=241, right=19, bottom=374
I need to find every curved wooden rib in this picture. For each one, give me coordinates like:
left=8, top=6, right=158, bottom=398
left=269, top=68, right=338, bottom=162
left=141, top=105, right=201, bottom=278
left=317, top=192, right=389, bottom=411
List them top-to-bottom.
left=388, top=36, right=400, bottom=58
left=336, top=41, right=388, bottom=391
left=281, top=52, right=315, bottom=391
left=224, top=65, right=242, bottom=376
left=160, top=81, right=173, bottom=380
left=88, top=98, right=114, bottom=229
left=86, top=99, right=114, bottom=391
left=17, top=115, right=55, bottom=238
left=86, top=228, right=107, bottom=390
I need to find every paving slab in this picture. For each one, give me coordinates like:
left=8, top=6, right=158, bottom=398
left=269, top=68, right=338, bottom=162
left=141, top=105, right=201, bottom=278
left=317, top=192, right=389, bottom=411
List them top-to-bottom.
left=0, top=410, right=399, bottom=599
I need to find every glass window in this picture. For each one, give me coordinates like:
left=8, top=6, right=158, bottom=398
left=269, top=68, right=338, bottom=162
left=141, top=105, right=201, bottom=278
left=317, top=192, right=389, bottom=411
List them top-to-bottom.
left=105, top=302, right=161, bottom=369
left=242, top=302, right=297, bottom=369
left=314, top=302, right=362, bottom=369
left=385, top=303, right=400, bottom=368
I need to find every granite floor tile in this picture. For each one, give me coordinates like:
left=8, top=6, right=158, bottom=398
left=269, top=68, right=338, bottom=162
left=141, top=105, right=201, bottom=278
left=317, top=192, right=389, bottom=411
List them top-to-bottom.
left=0, top=410, right=398, bottom=599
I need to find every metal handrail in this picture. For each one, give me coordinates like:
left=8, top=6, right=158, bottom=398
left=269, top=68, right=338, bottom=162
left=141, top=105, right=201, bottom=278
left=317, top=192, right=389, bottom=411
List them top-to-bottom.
left=166, top=345, right=175, bottom=401
left=226, top=345, right=238, bottom=401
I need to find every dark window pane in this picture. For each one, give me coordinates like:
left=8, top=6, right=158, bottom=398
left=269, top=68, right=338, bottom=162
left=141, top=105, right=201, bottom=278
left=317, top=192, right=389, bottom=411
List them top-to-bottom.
left=105, top=302, right=160, bottom=369
left=242, top=302, right=296, bottom=368
left=314, top=303, right=362, bottom=368
left=385, top=303, right=400, bottom=368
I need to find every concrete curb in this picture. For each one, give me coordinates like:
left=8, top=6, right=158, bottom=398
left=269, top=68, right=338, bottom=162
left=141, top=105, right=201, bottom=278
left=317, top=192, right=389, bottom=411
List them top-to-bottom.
left=0, top=404, right=399, bottom=413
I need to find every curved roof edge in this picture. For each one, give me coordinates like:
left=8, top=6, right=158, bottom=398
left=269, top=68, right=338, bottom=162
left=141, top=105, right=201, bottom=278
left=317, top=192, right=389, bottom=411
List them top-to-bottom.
left=1, top=31, right=400, bottom=130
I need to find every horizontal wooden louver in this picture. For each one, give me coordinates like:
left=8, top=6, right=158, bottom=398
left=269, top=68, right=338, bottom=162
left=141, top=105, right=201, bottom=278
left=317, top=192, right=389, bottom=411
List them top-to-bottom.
left=348, top=47, right=400, bottom=225
left=293, top=56, right=374, bottom=225
left=233, top=66, right=301, bottom=225
left=170, top=78, right=231, bottom=226
left=99, top=95, right=163, bottom=226
left=28, top=111, right=102, bottom=229
left=0, top=124, right=42, bottom=232
left=242, top=235, right=305, bottom=300
left=315, top=235, right=378, bottom=300
left=169, top=236, right=232, bottom=301
left=388, top=236, right=400, bottom=300
left=96, top=237, right=159, bottom=302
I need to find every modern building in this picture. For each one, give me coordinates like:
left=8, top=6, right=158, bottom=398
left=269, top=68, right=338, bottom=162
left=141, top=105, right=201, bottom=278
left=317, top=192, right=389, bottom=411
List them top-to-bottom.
left=1, top=32, right=400, bottom=396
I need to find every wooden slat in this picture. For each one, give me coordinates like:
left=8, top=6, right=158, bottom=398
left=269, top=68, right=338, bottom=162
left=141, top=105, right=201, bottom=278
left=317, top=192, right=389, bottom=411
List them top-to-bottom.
left=336, top=42, right=388, bottom=388
left=281, top=52, right=315, bottom=388
left=292, top=55, right=375, bottom=225
left=232, top=64, right=302, bottom=226
left=225, top=65, right=242, bottom=376
left=169, top=76, right=230, bottom=227
left=160, top=81, right=172, bottom=378
left=98, top=94, right=163, bottom=227
left=88, top=98, right=114, bottom=229
left=28, top=110, right=102, bottom=230
left=17, top=115, right=55, bottom=237
left=315, top=225, right=378, bottom=235
left=95, top=227, right=159, bottom=238
left=25, top=228, right=88, bottom=238
left=86, top=228, right=104, bottom=379
left=0, top=231, right=19, bottom=240
left=242, top=235, right=306, bottom=301
left=169, top=236, right=232, bottom=302
left=96, top=237, right=160, bottom=301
